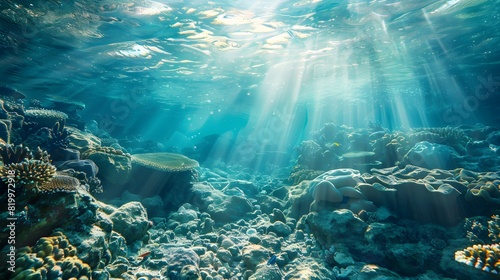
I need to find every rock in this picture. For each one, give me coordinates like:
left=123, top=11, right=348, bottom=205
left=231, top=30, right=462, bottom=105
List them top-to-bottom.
left=67, top=126, right=101, bottom=151
left=403, top=141, right=459, bottom=169
left=83, top=148, right=131, bottom=186
left=56, top=159, right=99, bottom=179
left=225, top=180, right=259, bottom=196
left=287, top=180, right=314, bottom=219
left=142, top=196, right=166, bottom=218
left=208, top=196, right=254, bottom=223
left=109, top=202, right=150, bottom=243
left=170, top=205, right=199, bottom=223
left=305, top=209, right=367, bottom=248
left=267, top=221, right=291, bottom=237
left=364, top=222, right=408, bottom=246
left=385, top=243, right=437, bottom=275
left=241, top=244, right=269, bottom=271
left=162, top=247, right=200, bottom=280
left=334, top=252, right=355, bottom=267
left=249, top=264, right=283, bottom=280
left=350, top=264, right=402, bottom=280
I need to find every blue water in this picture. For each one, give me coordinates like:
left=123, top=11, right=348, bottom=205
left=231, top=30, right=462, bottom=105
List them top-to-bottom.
left=0, top=0, right=499, bottom=166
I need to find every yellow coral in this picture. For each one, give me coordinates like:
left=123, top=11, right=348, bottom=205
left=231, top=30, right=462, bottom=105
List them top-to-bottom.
left=0, top=159, right=56, bottom=188
left=12, top=232, right=91, bottom=279
left=455, top=244, right=500, bottom=274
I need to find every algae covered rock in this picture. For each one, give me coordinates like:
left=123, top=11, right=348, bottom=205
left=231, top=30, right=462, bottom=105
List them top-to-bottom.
left=66, top=126, right=101, bottom=151
left=82, top=146, right=131, bottom=186
left=109, top=202, right=150, bottom=243
left=305, top=209, right=368, bottom=247
left=241, top=244, right=269, bottom=271
left=162, top=247, right=201, bottom=280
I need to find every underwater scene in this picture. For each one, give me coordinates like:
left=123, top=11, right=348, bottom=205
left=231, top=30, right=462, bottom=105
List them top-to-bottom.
left=0, top=0, right=500, bottom=279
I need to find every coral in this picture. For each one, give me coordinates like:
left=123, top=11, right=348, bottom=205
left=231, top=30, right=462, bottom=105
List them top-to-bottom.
left=25, top=108, right=68, bottom=128
left=0, top=119, right=11, bottom=143
left=49, top=120, right=71, bottom=150
left=412, top=126, right=468, bottom=154
left=295, top=140, right=323, bottom=169
left=0, top=144, right=31, bottom=164
left=82, top=145, right=128, bottom=158
left=131, top=152, right=199, bottom=172
left=0, top=159, right=56, bottom=188
left=288, top=168, right=324, bottom=185
left=308, top=169, right=376, bottom=214
left=38, top=174, right=80, bottom=194
left=87, top=176, right=103, bottom=194
left=466, top=180, right=500, bottom=205
left=488, top=215, right=500, bottom=243
left=465, top=217, right=490, bottom=244
left=12, top=232, right=92, bottom=279
left=454, top=244, right=500, bottom=274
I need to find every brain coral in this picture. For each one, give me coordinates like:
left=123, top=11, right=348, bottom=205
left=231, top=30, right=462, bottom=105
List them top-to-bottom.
left=131, top=152, right=199, bottom=172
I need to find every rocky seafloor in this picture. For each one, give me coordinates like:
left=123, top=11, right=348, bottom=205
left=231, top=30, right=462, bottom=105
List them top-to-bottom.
left=0, top=92, right=500, bottom=279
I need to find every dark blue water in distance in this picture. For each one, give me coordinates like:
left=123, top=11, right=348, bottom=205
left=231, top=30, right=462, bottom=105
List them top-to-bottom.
left=1, top=0, right=500, bottom=279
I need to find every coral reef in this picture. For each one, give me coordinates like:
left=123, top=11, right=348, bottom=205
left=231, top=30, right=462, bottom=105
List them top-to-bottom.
left=12, top=232, right=92, bottom=279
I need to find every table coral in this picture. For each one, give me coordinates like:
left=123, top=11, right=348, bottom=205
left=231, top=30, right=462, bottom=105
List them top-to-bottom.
left=38, top=174, right=80, bottom=194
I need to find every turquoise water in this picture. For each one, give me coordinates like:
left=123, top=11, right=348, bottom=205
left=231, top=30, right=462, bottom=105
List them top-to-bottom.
left=1, top=0, right=500, bottom=279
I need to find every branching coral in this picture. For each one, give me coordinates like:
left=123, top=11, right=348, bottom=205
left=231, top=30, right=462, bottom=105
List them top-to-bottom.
left=49, top=120, right=71, bottom=150
left=0, top=144, right=31, bottom=165
left=0, top=144, right=51, bottom=165
left=0, top=159, right=56, bottom=188
left=488, top=215, right=500, bottom=243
